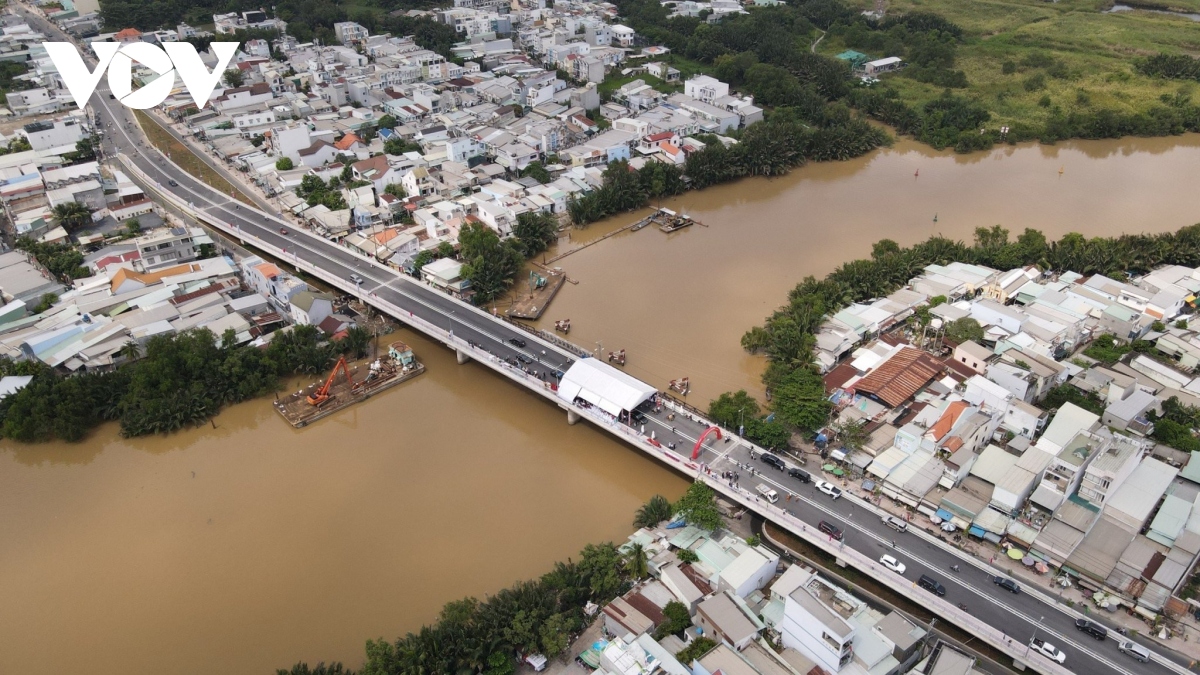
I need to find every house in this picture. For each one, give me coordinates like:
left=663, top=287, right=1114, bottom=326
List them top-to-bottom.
left=863, top=57, right=903, bottom=76
left=334, top=133, right=366, bottom=154
left=297, top=140, right=339, bottom=167
left=351, top=155, right=400, bottom=194
left=133, top=227, right=202, bottom=271
left=421, top=257, right=471, bottom=297
left=289, top=291, right=334, bottom=326
left=953, top=340, right=992, bottom=374
left=717, top=545, right=779, bottom=598
left=693, top=591, right=763, bottom=651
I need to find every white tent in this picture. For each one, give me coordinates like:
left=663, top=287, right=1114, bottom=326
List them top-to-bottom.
left=556, top=358, right=657, bottom=416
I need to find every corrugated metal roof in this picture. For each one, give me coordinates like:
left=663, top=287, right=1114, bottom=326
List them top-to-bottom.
left=853, top=347, right=941, bottom=408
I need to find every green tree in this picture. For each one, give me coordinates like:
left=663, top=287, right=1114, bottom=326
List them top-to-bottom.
left=223, top=68, right=245, bottom=88
left=377, top=114, right=397, bottom=130
left=276, top=156, right=294, bottom=170
left=521, top=161, right=552, bottom=184
left=384, top=183, right=407, bottom=199
left=51, top=201, right=93, bottom=233
left=512, top=211, right=557, bottom=257
left=125, top=218, right=142, bottom=237
left=459, top=223, right=523, bottom=302
left=32, top=292, right=58, bottom=313
left=943, top=317, right=984, bottom=345
left=338, top=325, right=372, bottom=358
left=118, top=339, right=142, bottom=362
left=772, top=367, right=831, bottom=432
left=708, top=390, right=760, bottom=428
left=834, top=418, right=870, bottom=450
left=673, top=483, right=723, bottom=531
left=633, top=494, right=673, bottom=528
left=577, top=542, right=625, bottom=601
left=624, top=542, right=650, bottom=580
left=677, top=549, right=699, bottom=564
left=654, top=600, right=692, bottom=639
left=539, top=613, right=572, bottom=659
left=675, top=637, right=717, bottom=665
left=276, top=663, right=356, bottom=675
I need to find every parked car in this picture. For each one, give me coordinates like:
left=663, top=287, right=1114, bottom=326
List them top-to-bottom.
left=509, top=337, right=527, bottom=348
left=631, top=410, right=647, bottom=425
left=760, top=453, right=785, bottom=471
left=788, top=467, right=811, bottom=483
left=816, top=480, right=843, bottom=499
left=882, top=515, right=908, bottom=532
left=818, top=520, right=843, bottom=541
left=878, top=554, right=906, bottom=575
left=917, top=575, right=945, bottom=596
left=993, top=576, right=1020, bottom=594
left=1075, top=619, right=1108, bottom=640
left=1029, top=638, right=1066, bottom=664
left=1118, top=641, right=1150, bottom=663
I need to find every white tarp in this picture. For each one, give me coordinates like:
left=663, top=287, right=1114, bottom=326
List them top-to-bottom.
left=557, top=358, right=657, bottom=414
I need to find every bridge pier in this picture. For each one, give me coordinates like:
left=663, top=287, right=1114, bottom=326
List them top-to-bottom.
left=456, top=348, right=470, bottom=365
left=567, top=410, right=581, bottom=425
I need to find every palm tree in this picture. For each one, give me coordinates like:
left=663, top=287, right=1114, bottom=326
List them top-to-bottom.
left=51, top=201, right=93, bottom=233
left=118, top=339, right=141, bottom=362
left=633, top=494, right=673, bottom=528
left=625, top=543, right=649, bottom=580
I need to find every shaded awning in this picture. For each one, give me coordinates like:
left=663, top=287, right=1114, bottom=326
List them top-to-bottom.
left=830, top=448, right=848, bottom=462
left=968, top=525, right=986, bottom=538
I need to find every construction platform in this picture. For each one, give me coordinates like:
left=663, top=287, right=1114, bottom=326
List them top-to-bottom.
left=507, top=268, right=567, bottom=320
left=274, top=341, right=425, bottom=428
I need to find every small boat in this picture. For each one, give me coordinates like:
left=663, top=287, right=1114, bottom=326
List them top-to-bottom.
left=631, top=217, right=651, bottom=231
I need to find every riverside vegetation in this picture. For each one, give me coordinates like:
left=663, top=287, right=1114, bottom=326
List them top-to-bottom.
left=614, top=0, right=1200, bottom=152
left=722, top=223, right=1200, bottom=452
left=0, top=324, right=373, bottom=441
left=275, top=484, right=724, bottom=675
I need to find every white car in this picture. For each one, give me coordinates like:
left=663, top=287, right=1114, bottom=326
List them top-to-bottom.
left=816, top=480, right=843, bottom=499
left=879, top=554, right=906, bottom=575
left=1030, top=638, right=1067, bottom=664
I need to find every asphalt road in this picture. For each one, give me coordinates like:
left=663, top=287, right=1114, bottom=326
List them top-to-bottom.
left=17, top=6, right=1191, bottom=674
left=632, top=401, right=1188, bottom=675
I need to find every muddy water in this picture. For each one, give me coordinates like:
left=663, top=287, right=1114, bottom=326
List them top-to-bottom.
left=7, top=133, right=1200, bottom=675
left=532, top=134, right=1200, bottom=403
left=0, top=330, right=689, bottom=675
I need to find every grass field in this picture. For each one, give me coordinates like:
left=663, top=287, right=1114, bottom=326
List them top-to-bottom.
left=828, top=0, right=1200, bottom=131
left=134, top=110, right=256, bottom=206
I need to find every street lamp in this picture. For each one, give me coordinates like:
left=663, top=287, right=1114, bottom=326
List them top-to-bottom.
left=1026, top=616, right=1044, bottom=656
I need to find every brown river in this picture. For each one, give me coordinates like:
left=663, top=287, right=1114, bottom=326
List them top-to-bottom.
left=4, top=134, right=1200, bottom=674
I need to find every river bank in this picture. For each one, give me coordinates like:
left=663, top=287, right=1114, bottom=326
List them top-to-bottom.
left=523, top=133, right=1200, bottom=404
left=0, top=327, right=688, bottom=675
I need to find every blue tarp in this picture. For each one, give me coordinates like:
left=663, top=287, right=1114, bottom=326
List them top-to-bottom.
left=935, top=508, right=954, bottom=521
left=968, top=525, right=986, bottom=538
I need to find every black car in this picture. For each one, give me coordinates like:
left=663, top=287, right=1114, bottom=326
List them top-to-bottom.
left=168, top=179, right=178, bottom=186
left=509, top=337, right=526, bottom=348
left=516, top=354, right=532, bottom=364
left=631, top=410, right=648, bottom=425
left=760, top=453, right=785, bottom=471
left=788, top=467, right=811, bottom=483
left=818, top=520, right=843, bottom=540
left=918, top=575, right=946, bottom=596
left=993, top=576, right=1021, bottom=594
left=1075, top=619, right=1108, bottom=640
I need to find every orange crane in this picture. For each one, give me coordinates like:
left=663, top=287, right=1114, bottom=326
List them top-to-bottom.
left=307, top=356, right=355, bottom=406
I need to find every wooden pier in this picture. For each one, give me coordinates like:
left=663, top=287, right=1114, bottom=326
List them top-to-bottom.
left=275, top=342, right=425, bottom=428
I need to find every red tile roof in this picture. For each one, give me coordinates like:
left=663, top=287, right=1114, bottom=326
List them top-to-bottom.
left=852, top=347, right=942, bottom=408
left=929, top=400, right=969, bottom=441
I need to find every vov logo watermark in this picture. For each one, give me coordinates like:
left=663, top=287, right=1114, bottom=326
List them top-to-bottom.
left=44, top=42, right=240, bottom=110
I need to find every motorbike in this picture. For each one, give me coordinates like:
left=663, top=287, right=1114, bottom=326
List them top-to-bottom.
left=950, top=564, right=961, bottom=573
